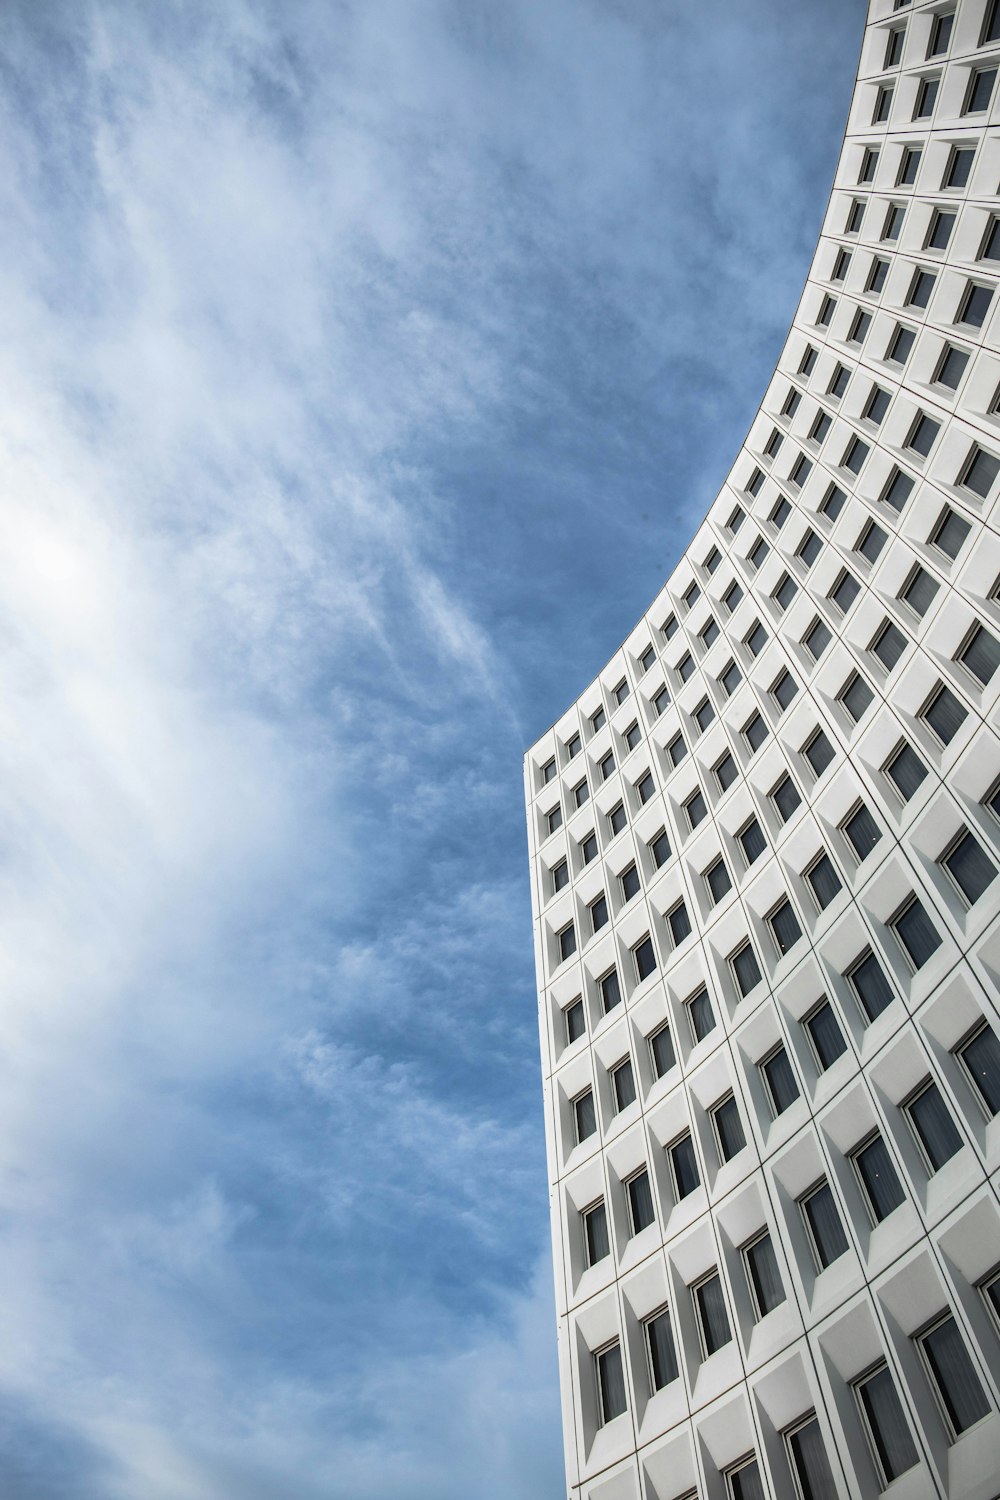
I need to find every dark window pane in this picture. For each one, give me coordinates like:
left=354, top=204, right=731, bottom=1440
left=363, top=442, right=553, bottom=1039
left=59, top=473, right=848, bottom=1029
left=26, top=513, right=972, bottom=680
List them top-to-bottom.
left=936, top=345, right=968, bottom=389
left=962, top=446, right=1000, bottom=497
left=902, top=567, right=938, bottom=616
left=831, top=572, right=859, bottom=613
left=873, top=622, right=906, bottom=672
left=960, top=624, right=1000, bottom=685
left=774, top=671, right=798, bottom=710
left=842, top=674, right=873, bottom=721
left=925, top=684, right=967, bottom=744
left=745, top=713, right=768, bottom=752
left=805, top=731, right=835, bottom=776
left=886, top=743, right=927, bottom=800
left=716, top=752, right=738, bottom=788
left=773, top=775, right=802, bottom=823
left=687, top=789, right=707, bottom=827
left=844, top=804, right=881, bottom=860
left=739, top=819, right=766, bottom=864
left=651, top=830, right=671, bottom=868
left=945, top=831, right=996, bottom=904
left=582, top=832, right=598, bottom=863
left=808, top=853, right=842, bottom=908
left=707, top=859, right=732, bottom=904
left=621, top=863, right=641, bottom=902
left=591, top=894, right=609, bottom=933
left=770, top=899, right=802, bottom=954
left=894, top=899, right=942, bottom=968
left=669, top=902, right=692, bottom=946
left=560, top=925, right=577, bottom=961
left=634, top=936, right=657, bottom=981
left=733, top=943, right=762, bottom=995
left=850, top=951, right=894, bottom=1022
left=601, top=969, right=622, bottom=1013
left=689, top=988, right=715, bottom=1042
left=566, top=999, right=585, bottom=1043
left=807, top=1002, right=847, bottom=1070
left=649, top=1023, right=676, bottom=1079
left=959, top=1025, right=1000, bottom=1115
left=763, top=1047, right=800, bottom=1114
left=612, top=1059, right=636, bottom=1112
left=909, top=1082, right=963, bottom=1170
left=575, top=1090, right=597, bottom=1142
left=714, top=1096, right=745, bottom=1161
left=671, top=1133, right=700, bottom=1198
left=854, top=1136, right=905, bottom=1222
left=627, top=1169, right=655, bottom=1234
left=802, top=1182, right=848, bottom=1268
left=585, top=1201, right=610, bottom=1265
left=746, top=1233, right=785, bottom=1316
left=695, top=1273, right=731, bottom=1355
left=646, top=1310, right=678, bottom=1390
left=921, top=1316, right=991, bottom=1434
left=597, top=1343, right=627, bottom=1424
left=858, top=1367, right=919, bottom=1482
left=788, top=1417, right=838, bottom=1500
left=729, top=1460, right=765, bottom=1500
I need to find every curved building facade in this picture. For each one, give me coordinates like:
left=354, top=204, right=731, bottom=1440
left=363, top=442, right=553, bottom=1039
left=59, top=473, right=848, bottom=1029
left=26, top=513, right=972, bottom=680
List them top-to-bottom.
left=525, top=3, right=1000, bottom=1498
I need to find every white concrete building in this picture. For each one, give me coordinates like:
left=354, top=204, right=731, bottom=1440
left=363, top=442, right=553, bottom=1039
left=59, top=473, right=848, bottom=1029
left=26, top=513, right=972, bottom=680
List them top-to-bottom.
left=524, top=3, right=1000, bottom=1497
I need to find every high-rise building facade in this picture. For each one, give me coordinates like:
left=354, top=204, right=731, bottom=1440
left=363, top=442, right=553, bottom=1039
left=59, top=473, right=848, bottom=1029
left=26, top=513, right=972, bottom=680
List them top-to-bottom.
left=525, top=3, right=1000, bottom=1497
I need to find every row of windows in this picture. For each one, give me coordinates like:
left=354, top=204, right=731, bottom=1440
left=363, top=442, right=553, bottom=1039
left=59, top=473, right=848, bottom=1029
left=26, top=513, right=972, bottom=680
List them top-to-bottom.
left=877, top=1, right=1000, bottom=68
left=871, top=60, right=998, bottom=124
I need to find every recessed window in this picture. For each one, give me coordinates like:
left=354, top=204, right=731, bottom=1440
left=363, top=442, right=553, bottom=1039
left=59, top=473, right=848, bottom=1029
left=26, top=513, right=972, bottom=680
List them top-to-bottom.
left=983, top=0, right=1000, bottom=44
left=928, top=10, right=953, bottom=56
left=885, top=26, right=904, bottom=66
left=964, top=65, right=997, bottom=114
left=914, top=76, right=939, bottom=118
left=873, top=85, right=893, bottom=124
left=898, top=145, right=921, bottom=185
left=944, top=145, right=974, bottom=190
left=859, top=147, right=879, bottom=183
left=882, top=201, right=905, bottom=240
left=926, top=209, right=955, bottom=250
left=983, top=217, right=1000, bottom=262
left=832, top=247, right=851, bottom=282
left=867, top=256, right=889, bottom=293
left=908, top=269, right=937, bottom=311
left=957, top=280, right=993, bottom=328
left=847, top=310, right=872, bottom=347
left=887, top=324, right=915, bottom=367
left=934, top=343, right=969, bottom=390
left=799, top=345, right=818, bottom=376
left=829, top=362, right=851, bottom=398
left=864, top=385, right=890, bottom=424
left=781, top=388, right=801, bottom=419
left=907, top=412, right=940, bottom=458
left=764, top=429, right=783, bottom=462
left=789, top=454, right=812, bottom=488
left=746, top=466, right=765, bottom=497
left=821, top=483, right=846, bottom=520
left=771, top=496, right=792, bottom=529
left=728, top=504, right=746, bottom=533
left=931, top=506, right=970, bottom=560
left=857, top=519, right=887, bottom=564
left=798, top=528, right=821, bottom=567
left=748, top=536, right=770, bottom=570
left=900, top=565, right=938, bottom=617
left=830, top=569, right=860, bottom=616
left=773, top=573, right=797, bottom=611
left=723, top=579, right=744, bottom=613
left=683, top=581, right=701, bottom=610
left=662, top=613, right=678, bottom=641
left=700, top=616, right=719, bottom=649
left=803, top=617, right=832, bottom=664
left=871, top=619, right=907, bottom=673
left=745, top=620, right=768, bottom=655
left=959, top=623, right=1000, bottom=686
left=639, top=645, right=656, bottom=674
left=677, top=651, right=695, bottom=683
left=720, top=661, right=742, bottom=698
left=772, top=669, right=798, bottom=711
left=840, top=671, right=873, bottom=722
left=614, top=680, right=630, bottom=707
left=922, top=682, right=967, bottom=744
left=652, top=685, right=670, bottom=716
left=694, top=698, right=715, bottom=733
left=591, top=706, right=606, bottom=733
left=744, top=712, right=768, bottom=753
left=624, top=720, right=642, bottom=752
left=803, top=729, right=834, bottom=778
left=568, top=731, right=582, bottom=758
left=667, top=732, right=687, bottom=767
left=885, top=741, right=928, bottom=801
left=599, top=751, right=616, bottom=782
left=715, top=751, right=738, bottom=791
left=542, top=757, right=556, bottom=784
left=635, top=770, right=655, bottom=804
left=772, top=774, right=802, bottom=824
left=574, top=779, right=590, bottom=808
left=685, top=788, right=707, bottom=829
left=609, top=801, right=627, bottom=836
left=843, top=803, right=882, bottom=860
left=546, top=805, right=563, bottom=835
left=738, top=818, right=766, bottom=866
left=649, top=829, right=671, bottom=869
left=941, top=829, right=997, bottom=905
left=581, top=831, right=598, bottom=864
left=807, top=852, right=842, bottom=909
left=552, top=858, right=570, bottom=893
left=705, top=858, right=732, bottom=906
left=620, top=862, right=640, bottom=904
left=590, top=893, right=609, bottom=934
left=769, top=898, right=802, bottom=957
left=668, top=901, right=692, bottom=947
left=559, top=924, right=577, bottom=961
left=633, top=936, right=657, bottom=982
left=732, top=942, right=762, bottom=997
left=848, top=949, right=895, bottom=1022
left=600, top=968, right=622, bottom=1014
left=688, top=986, right=715, bottom=1043
left=565, top=997, right=585, bottom=1044
left=805, top=999, right=847, bottom=1070
left=649, top=1022, right=676, bottom=1080
left=956, top=1023, right=1000, bottom=1117
left=761, top=1045, right=799, bottom=1115
left=906, top=1079, right=963, bottom=1170
left=574, top=1088, right=597, bottom=1143
left=712, top=1094, right=745, bottom=1162
left=669, top=1131, right=700, bottom=1198
left=852, top=1134, right=905, bottom=1224
left=625, top=1167, right=655, bottom=1236
left=801, top=1180, right=849, bottom=1269
left=583, top=1199, right=609, bottom=1266
left=744, top=1231, right=785, bottom=1318
left=694, top=1271, right=731, bottom=1356
left=644, top=1309, right=678, bottom=1391
left=918, top=1314, right=992, bottom=1436
left=595, top=1342, right=627, bottom=1426
left=854, top=1365, right=919, bottom=1486
left=786, top=1417, right=837, bottom=1500
left=726, top=1458, right=765, bottom=1500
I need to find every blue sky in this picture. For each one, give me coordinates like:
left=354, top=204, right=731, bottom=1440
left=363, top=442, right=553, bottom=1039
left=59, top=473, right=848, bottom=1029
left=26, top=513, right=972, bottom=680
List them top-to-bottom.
left=0, top=1, right=865, bottom=1496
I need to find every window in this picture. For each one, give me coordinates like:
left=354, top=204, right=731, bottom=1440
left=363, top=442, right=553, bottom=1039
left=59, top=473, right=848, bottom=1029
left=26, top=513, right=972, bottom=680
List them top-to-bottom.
left=983, top=0, right=1000, bottom=44
left=928, top=11, right=953, bottom=56
left=884, top=26, right=904, bottom=66
left=964, top=65, right=997, bottom=114
left=914, top=76, right=939, bottom=118
left=873, top=85, right=893, bottom=123
left=898, top=145, right=921, bottom=185
left=944, top=146, right=974, bottom=190
left=859, top=147, right=879, bottom=183
left=882, top=201, right=904, bottom=240
left=926, top=209, right=955, bottom=250
left=983, top=217, right=1000, bottom=263
left=832, top=247, right=851, bottom=282
left=867, top=256, right=889, bottom=293
left=908, top=269, right=936, bottom=310
left=957, top=280, right=993, bottom=327
left=818, top=294, right=836, bottom=327
left=847, top=310, right=871, bottom=347
left=887, top=324, right=915, bottom=366
left=934, top=343, right=968, bottom=390
left=829, top=362, right=851, bottom=398
left=864, top=385, right=890, bottom=424
left=781, top=389, right=801, bottom=419
left=907, top=412, right=940, bottom=459
left=959, top=438, right=995, bottom=498
left=789, top=454, right=812, bottom=488
left=746, top=466, right=765, bottom=497
left=821, top=483, right=846, bottom=520
left=771, top=496, right=792, bottom=529
left=728, top=504, right=746, bottom=533
left=931, top=506, right=970, bottom=559
left=857, top=520, right=887, bottom=564
left=798, top=528, right=821, bottom=567
left=748, top=536, right=769, bottom=570
left=900, top=566, right=938, bottom=617
left=830, top=570, right=860, bottom=614
left=774, top=573, right=797, bottom=611
left=723, top=579, right=744, bottom=613
left=683, top=582, right=701, bottom=610
left=662, top=613, right=678, bottom=641
left=700, top=616, right=719, bottom=649
left=745, top=620, right=768, bottom=655
left=871, top=620, right=906, bottom=673
left=959, top=624, right=1000, bottom=686
left=639, top=645, right=655, bottom=674
left=677, top=651, right=695, bottom=683
left=720, top=661, right=742, bottom=699
left=772, top=669, right=798, bottom=711
left=840, top=672, right=873, bottom=722
left=613, top=679, right=630, bottom=707
left=923, top=683, right=967, bottom=744
left=652, top=685, right=670, bottom=716
left=694, top=698, right=715, bottom=733
left=591, top=706, right=606, bottom=733
left=744, top=712, right=768, bottom=753
left=624, top=720, right=642, bottom=753
left=803, top=729, right=834, bottom=777
left=567, top=731, right=581, bottom=758
left=668, top=733, right=687, bottom=767
left=885, top=741, right=928, bottom=804
left=599, top=751, right=615, bottom=782
left=715, top=751, right=738, bottom=790
left=542, top=757, right=556, bottom=783
left=635, top=770, right=655, bottom=804
left=772, top=774, right=802, bottom=823
left=574, top=779, right=590, bottom=808
left=685, top=788, right=707, bottom=829
left=609, top=801, right=627, bottom=836
left=843, top=803, right=882, bottom=860
left=546, top=805, right=563, bottom=835
left=738, top=818, right=766, bottom=866
left=649, top=829, right=671, bottom=869
left=941, top=829, right=997, bottom=904
left=582, top=831, right=598, bottom=864
left=807, top=852, right=842, bottom=909
left=552, top=858, right=569, bottom=893
left=706, top=858, right=732, bottom=906
left=620, top=862, right=641, bottom=903
left=590, top=893, right=609, bottom=934
left=769, top=899, right=802, bottom=956
left=669, top=901, right=692, bottom=946
left=559, top=924, right=577, bottom=961
left=633, top=935, right=657, bottom=982
left=732, top=942, right=762, bottom=996
left=849, top=949, right=895, bottom=1022
left=600, top=969, right=622, bottom=1014
left=688, top=987, right=715, bottom=1043
left=565, top=998, right=585, bottom=1044
left=806, top=999, right=847, bottom=1070
left=649, top=1022, right=676, bottom=1079
left=956, top=1023, right=1000, bottom=1116
left=761, top=1045, right=799, bottom=1115
left=906, top=1080, right=963, bottom=1170
left=574, top=1088, right=597, bottom=1143
left=712, top=1095, right=745, bottom=1162
left=670, top=1132, right=700, bottom=1198
left=853, top=1134, right=905, bottom=1223
left=626, top=1168, right=655, bottom=1235
left=801, top=1181, right=849, bottom=1268
left=584, top=1200, right=610, bottom=1266
left=744, top=1231, right=785, bottom=1317
left=694, top=1272, right=731, bottom=1355
left=644, top=1309, right=678, bottom=1391
left=917, top=1314, right=992, bottom=1436
left=596, top=1342, right=627, bottom=1425
left=854, top=1365, right=919, bottom=1485
left=786, top=1417, right=837, bottom=1500
left=726, top=1459, right=765, bottom=1500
